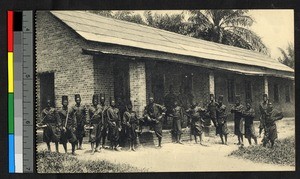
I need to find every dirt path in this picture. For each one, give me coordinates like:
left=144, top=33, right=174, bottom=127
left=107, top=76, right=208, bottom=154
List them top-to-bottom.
left=37, top=118, right=295, bottom=172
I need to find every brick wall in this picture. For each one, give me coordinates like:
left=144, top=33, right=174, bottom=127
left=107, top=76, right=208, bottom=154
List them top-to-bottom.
left=36, top=11, right=95, bottom=117
left=93, top=56, right=115, bottom=106
left=129, top=61, right=147, bottom=117
left=268, top=77, right=294, bottom=116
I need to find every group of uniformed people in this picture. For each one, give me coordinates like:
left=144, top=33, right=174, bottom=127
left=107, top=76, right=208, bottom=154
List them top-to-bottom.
left=38, top=86, right=284, bottom=155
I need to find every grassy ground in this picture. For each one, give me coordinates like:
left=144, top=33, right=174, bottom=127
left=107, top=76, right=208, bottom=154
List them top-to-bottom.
left=229, top=136, right=295, bottom=166
left=37, top=150, right=148, bottom=173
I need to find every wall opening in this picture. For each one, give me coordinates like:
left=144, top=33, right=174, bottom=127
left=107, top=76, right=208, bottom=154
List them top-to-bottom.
left=39, top=72, right=55, bottom=111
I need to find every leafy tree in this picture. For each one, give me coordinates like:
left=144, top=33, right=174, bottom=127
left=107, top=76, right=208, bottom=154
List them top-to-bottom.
left=88, top=10, right=113, bottom=18
left=188, top=10, right=269, bottom=54
left=113, top=11, right=145, bottom=25
left=144, top=11, right=188, bottom=35
left=278, top=43, right=294, bottom=69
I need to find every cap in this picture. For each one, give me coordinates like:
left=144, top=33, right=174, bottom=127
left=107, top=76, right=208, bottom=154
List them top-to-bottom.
left=100, top=93, right=105, bottom=100
left=75, top=94, right=81, bottom=100
left=92, top=94, right=98, bottom=101
left=263, top=94, right=268, bottom=98
left=62, top=95, right=68, bottom=101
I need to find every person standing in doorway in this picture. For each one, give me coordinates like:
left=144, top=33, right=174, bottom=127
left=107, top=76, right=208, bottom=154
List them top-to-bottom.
left=99, top=94, right=108, bottom=149
left=207, top=94, right=218, bottom=129
left=259, top=94, right=269, bottom=138
left=58, top=95, right=77, bottom=155
left=144, top=95, right=166, bottom=148
left=216, top=95, right=229, bottom=145
left=231, top=95, right=244, bottom=146
left=107, top=98, right=121, bottom=151
left=242, top=99, right=258, bottom=145
left=172, top=100, right=184, bottom=144
left=123, top=101, right=139, bottom=151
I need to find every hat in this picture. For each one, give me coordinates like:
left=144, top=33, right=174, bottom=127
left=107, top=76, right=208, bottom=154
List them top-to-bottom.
left=100, top=93, right=105, bottom=100
left=149, top=93, right=154, bottom=99
left=75, top=94, right=81, bottom=100
left=92, top=94, right=98, bottom=101
left=263, top=94, right=268, bottom=98
left=62, top=95, right=68, bottom=101
left=218, top=95, right=224, bottom=101
left=46, top=96, right=52, bottom=101
left=109, top=97, right=115, bottom=103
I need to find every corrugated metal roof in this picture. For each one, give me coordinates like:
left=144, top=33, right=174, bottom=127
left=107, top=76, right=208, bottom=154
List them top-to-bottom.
left=50, top=11, right=294, bottom=75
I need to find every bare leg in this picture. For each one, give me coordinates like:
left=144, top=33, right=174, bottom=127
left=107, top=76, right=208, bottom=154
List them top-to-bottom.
left=220, top=134, right=224, bottom=144
left=224, top=134, right=228, bottom=145
left=78, top=137, right=83, bottom=150
left=158, top=137, right=162, bottom=147
left=247, top=137, right=252, bottom=145
left=253, top=137, right=258, bottom=145
left=46, top=142, right=51, bottom=152
left=91, top=142, right=95, bottom=154
left=63, top=143, right=67, bottom=153
left=71, top=143, right=76, bottom=155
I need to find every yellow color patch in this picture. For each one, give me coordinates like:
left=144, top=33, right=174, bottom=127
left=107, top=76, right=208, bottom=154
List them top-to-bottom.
left=8, top=52, right=14, bottom=93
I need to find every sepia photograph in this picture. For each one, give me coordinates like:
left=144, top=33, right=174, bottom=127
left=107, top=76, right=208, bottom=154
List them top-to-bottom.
left=35, top=10, right=295, bottom=173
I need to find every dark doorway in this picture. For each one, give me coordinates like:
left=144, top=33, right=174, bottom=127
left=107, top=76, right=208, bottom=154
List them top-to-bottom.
left=113, top=62, right=130, bottom=103
left=39, top=73, right=55, bottom=111
left=151, top=73, right=165, bottom=105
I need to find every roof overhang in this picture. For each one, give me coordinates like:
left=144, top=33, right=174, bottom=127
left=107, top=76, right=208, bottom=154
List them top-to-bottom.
left=82, top=48, right=294, bottom=80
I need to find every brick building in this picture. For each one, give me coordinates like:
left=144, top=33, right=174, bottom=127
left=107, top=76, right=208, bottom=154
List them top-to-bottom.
left=36, top=11, right=294, bottom=125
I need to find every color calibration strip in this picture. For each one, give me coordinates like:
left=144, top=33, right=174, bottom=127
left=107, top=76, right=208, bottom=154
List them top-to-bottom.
left=8, top=10, right=15, bottom=173
left=8, top=10, right=32, bottom=173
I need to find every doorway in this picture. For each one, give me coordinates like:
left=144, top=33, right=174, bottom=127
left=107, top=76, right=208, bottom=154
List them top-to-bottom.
left=39, top=73, right=55, bottom=111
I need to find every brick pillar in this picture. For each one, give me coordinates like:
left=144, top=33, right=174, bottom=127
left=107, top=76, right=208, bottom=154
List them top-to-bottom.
left=129, top=62, right=147, bottom=117
left=209, top=71, right=215, bottom=95
left=264, top=76, right=269, bottom=95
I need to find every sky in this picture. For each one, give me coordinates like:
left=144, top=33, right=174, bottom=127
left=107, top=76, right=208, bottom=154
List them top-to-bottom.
left=130, top=10, right=294, bottom=60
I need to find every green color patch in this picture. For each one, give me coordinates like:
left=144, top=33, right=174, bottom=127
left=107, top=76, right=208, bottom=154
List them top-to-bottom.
left=8, top=93, right=14, bottom=134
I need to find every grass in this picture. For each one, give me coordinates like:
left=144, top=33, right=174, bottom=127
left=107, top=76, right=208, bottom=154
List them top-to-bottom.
left=229, top=136, right=295, bottom=166
left=37, top=150, right=148, bottom=173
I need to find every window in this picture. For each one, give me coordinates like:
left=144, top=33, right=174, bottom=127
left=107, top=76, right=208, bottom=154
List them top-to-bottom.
left=227, top=79, right=235, bottom=103
left=245, top=81, right=252, bottom=101
left=274, top=84, right=279, bottom=103
left=285, top=85, right=290, bottom=103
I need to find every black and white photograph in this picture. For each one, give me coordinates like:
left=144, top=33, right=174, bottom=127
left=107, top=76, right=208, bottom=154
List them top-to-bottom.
left=35, top=10, right=295, bottom=173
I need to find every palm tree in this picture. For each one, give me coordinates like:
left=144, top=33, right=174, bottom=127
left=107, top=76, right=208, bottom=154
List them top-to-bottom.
left=188, top=10, right=269, bottom=55
left=278, top=43, right=294, bottom=69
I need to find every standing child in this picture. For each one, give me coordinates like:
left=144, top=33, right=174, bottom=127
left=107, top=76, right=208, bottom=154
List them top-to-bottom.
left=216, top=95, right=229, bottom=145
left=231, top=95, right=244, bottom=146
left=242, top=99, right=258, bottom=145
left=123, top=101, right=139, bottom=151
left=172, top=101, right=184, bottom=144
left=186, top=102, right=205, bottom=145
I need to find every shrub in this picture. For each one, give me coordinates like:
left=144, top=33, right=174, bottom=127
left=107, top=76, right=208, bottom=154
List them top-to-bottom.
left=229, top=136, right=295, bottom=166
left=37, top=150, right=148, bottom=173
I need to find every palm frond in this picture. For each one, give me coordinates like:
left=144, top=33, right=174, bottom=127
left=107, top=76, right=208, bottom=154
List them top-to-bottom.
left=226, top=26, right=269, bottom=54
